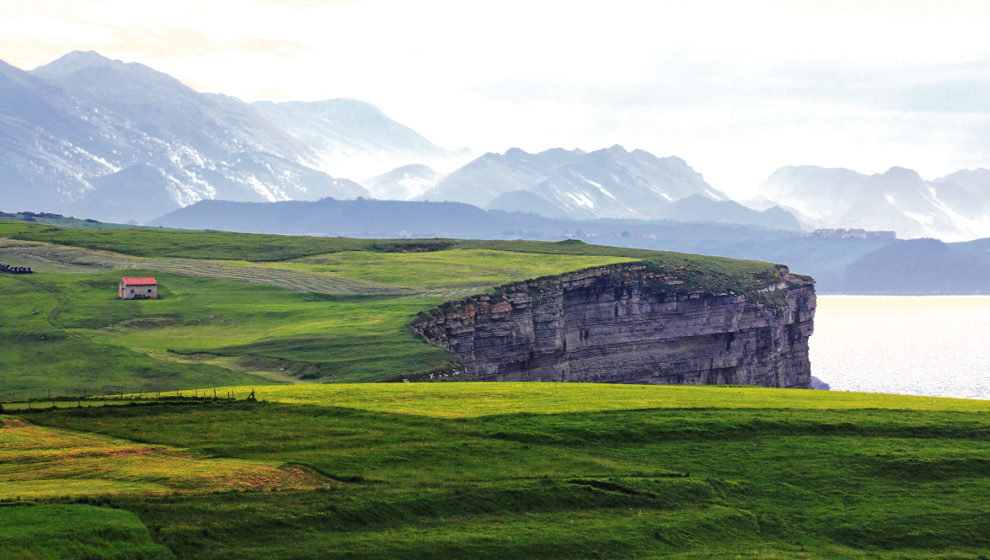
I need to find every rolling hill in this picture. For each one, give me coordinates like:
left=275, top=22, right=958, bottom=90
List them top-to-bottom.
left=4, top=220, right=795, bottom=396
left=2, top=221, right=990, bottom=559
left=4, top=383, right=989, bottom=559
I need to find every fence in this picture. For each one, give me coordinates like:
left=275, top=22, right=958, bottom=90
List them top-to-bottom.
left=0, top=387, right=258, bottom=412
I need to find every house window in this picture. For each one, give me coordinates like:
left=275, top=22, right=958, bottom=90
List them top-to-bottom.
left=130, top=289, right=134, bottom=294
left=148, top=289, right=152, bottom=293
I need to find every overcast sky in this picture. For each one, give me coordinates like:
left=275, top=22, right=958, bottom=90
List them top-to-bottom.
left=2, top=0, right=989, bottom=197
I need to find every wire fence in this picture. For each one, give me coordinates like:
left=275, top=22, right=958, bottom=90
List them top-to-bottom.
left=0, top=387, right=257, bottom=412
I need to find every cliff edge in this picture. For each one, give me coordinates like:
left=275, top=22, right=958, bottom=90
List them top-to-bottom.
left=411, top=261, right=816, bottom=387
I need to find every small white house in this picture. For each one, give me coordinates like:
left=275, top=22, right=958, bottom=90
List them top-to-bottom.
left=119, top=277, right=158, bottom=299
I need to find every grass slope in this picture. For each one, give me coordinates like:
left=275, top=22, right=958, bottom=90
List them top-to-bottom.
left=1, top=221, right=788, bottom=396
left=210, top=381, right=988, bottom=417
left=12, top=383, right=990, bottom=559
left=0, top=415, right=326, bottom=500
left=0, top=504, right=174, bottom=560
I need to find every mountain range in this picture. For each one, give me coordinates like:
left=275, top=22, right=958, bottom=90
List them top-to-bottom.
left=2, top=50, right=801, bottom=230
left=4, top=50, right=990, bottom=241
left=0, top=51, right=459, bottom=223
left=419, top=146, right=798, bottom=229
left=758, top=165, right=990, bottom=241
left=149, top=197, right=990, bottom=295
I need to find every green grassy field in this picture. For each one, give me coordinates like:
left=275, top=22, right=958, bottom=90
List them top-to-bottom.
left=1, top=221, right=786, bottom=397
left=6, top=221, right=987, bottom=558
left=5, top=383, right=989, bottom=559
left=0, top=415, right=326, bottom=500
left=0, top=504, right=174, bottom=559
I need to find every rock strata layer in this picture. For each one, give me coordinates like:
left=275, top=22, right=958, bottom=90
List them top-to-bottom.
left=411, top=262, right=816, bottom=387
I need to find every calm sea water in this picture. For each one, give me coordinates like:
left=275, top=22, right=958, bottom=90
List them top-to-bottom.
left=810, top=296, right=990, bottom=400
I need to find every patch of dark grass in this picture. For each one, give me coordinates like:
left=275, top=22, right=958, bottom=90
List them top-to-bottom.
left=0, top=504, right=174, bottom=559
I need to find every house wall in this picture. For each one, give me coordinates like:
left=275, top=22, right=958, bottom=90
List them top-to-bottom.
left=119, top=284, right=158, bottom=299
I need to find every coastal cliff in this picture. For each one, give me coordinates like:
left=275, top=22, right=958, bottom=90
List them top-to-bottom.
left=411, top=261, right=816, bottom=387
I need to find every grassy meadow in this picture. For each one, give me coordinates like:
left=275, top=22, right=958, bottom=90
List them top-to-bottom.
left=1, top=220, right=785, bottom=397
left=3, top=221, right=989, bottom=558
left=1, top=222, right=646, bottom=396
left=5, top=384, right=990, bottom=559
left=0, top=415, right=326, bottom=500
left=0, top=504, right=174, bottom=559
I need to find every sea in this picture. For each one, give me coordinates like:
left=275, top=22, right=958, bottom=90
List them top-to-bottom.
left=810, top=296, right=990, bottom=400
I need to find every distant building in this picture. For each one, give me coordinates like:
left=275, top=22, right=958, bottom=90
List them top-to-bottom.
left=119, top=277, right=158, bottom=299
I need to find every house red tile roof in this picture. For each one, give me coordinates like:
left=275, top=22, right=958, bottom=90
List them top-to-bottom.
left=121, top=277, right=157, bottom=286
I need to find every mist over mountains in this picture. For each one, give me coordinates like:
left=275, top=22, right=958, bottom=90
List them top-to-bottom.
left=1, top=50, right=799, bottom=230
left=3, top=50, right=990, bottom=244
left=0, top=51, right=456, bottom=223
left=252, top=99, right=469, bottom=183
left=417, top=145, right=798, bottom=229
left=759, top=165, right=990, bottom=241
left=150, top=197, right=990, bottom=295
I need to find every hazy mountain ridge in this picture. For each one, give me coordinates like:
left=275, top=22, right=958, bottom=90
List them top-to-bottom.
left=4, top=49, right=787, bottom=228
left=3, top=51, right=473, bottom=222
left=7, top=51, right=990, bottom=238
left=32, top=51, right=312, bottom=162
left=253, top=99, right=470, bottom=183
left=419, top=145, right=796, bottom=229
left=420, top=147, right=585, bottom=207
left=363, top=164, right=443, bottom=200
left=761, top=165, right=990, bottom=241
left=148, top=197, right=990, bottom=294
left=150, top=197, right=795, bottom=242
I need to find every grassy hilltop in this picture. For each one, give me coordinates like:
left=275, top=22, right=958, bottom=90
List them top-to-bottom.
left=0, top=221, right=783, bottom=396
left=3, top=221, right=989, bottom=559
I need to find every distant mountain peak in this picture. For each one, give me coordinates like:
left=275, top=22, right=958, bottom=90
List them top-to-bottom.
left=31, top=49, right=196, bottom=99
left=0, top=50, right=475, bottom=223
left=35, top=50, right=150, bottom=77
left=37, top=50, right=115, bottom=70
left=253, top=98, right=468, bottom=179
left=419, top=145, right=756, bottom=224
left=503, top=147, right=530, bottom=160
left=364, top=164, right=442, bottom=200
left=761, top=164, right=990, bottom=240
left=881, top=166, right=922, bottom=181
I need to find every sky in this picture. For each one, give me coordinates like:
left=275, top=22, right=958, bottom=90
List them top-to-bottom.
left=2, top=0, right=990, bottom=198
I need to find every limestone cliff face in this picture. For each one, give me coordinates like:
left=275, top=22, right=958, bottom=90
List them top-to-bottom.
left=411, top=262, right=816, bottom=387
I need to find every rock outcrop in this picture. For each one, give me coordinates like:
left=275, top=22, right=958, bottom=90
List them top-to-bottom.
left=411, top=262, right=816, bottom=387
